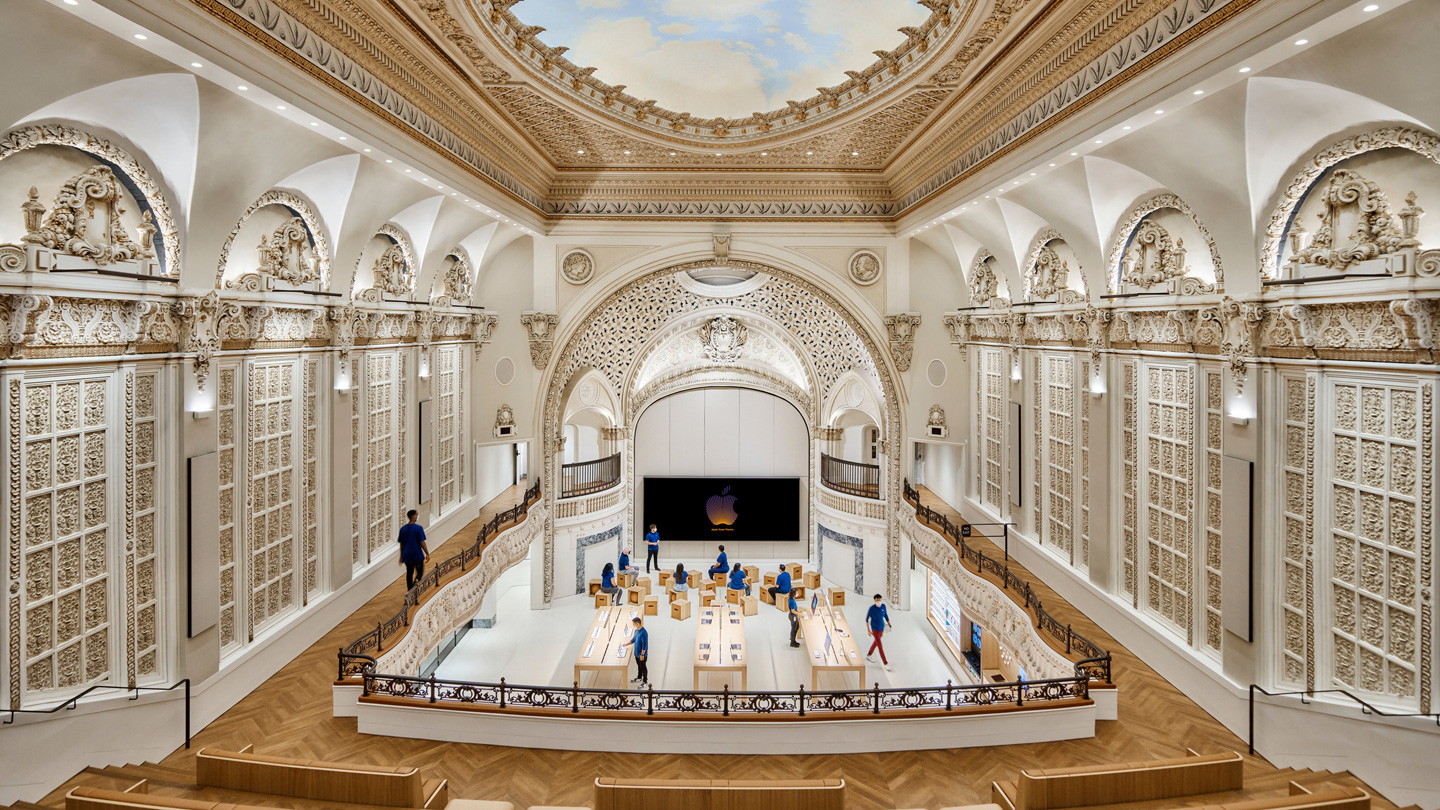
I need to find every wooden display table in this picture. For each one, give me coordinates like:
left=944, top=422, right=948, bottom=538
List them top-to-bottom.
left=798, top=602, right=865, bottom=690
left=693, top=605, right=747, bottom=690
left=574, top=606, right=641, bottom=688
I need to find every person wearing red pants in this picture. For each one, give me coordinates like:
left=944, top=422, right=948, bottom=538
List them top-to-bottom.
left=864, top=593, right=893, bottom=671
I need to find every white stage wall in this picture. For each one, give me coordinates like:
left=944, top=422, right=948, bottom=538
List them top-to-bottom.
left=634, top=388, right=809, bottom=558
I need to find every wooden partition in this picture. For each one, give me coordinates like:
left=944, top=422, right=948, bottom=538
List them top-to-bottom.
left=195, top=748, right=448, bottom=808
left=999, top=750, right=1242, bottom=810
left=594, top=777, right=844, bottom=810
left=1195, top=787, right=1371, bottom=810
left=68, top=788, right=263, bottom=810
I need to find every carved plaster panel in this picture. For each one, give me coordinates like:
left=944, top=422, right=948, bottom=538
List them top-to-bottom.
left=1106, top=194, right=1224, bottom=294
left=560, top=248, right=594, bottom=285
left=848, top=250, right=882, bottom=286
left=519, top=311, right=559, bottom=369
left=884, top=313, right=922, bottom=373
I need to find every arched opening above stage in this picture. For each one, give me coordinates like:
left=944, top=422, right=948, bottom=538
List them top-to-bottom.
left=633, top=387, right=810, bottom=559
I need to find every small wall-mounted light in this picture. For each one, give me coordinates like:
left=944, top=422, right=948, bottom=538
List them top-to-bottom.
left=1010, top=355, right=1023, bottom=381
left=189, top=408, right=213, bottom=420
left=1226, top=415, right=1250, bottom=426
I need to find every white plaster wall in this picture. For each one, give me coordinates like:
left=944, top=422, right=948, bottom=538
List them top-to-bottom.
left=634, top=388, right=809, bottom=553
left=474, top=442, right=515, bottom=506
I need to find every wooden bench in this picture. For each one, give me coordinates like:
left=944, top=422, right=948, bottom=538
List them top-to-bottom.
left=194, top=747, right=449, bottom=808
left=991, top=750, right=1242, bottom=810
left=594, top=777, right=844, bottom=810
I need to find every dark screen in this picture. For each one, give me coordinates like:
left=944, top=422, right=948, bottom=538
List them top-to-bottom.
left=643, top=477, right=801, bottom=542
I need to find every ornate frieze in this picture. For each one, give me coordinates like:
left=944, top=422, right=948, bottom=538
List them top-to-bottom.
left=519, top=311, right=559, bottom=369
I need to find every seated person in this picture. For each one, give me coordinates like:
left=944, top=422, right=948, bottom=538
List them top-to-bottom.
left=707, top=544, right=729, bottom=578
left=618, top=548, right=638, bottom=577
left=599, top=562, right=624, bottom=603
left=671, top=562, right=690, bottom=592
left=727, top=562, right=750, bottom=595
left=767, top=564, right=792, bottom=602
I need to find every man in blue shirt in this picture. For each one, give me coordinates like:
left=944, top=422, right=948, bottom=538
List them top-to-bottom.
left=397, top=510, right=430, bottom=590
left=644, top=524, right=661, bottom=573
left=707, top=545, right=728, bottom=578
left=618, top=548, right=638, bottom=577
left=727, top=563, right=749, bottom=595
left=767, top=564, right=792, bottom=603
left=788, top=593, right=801, bottom=648
left=865, top=593, right=893, bottom=671
left=620, top=616, right=649, bottom=685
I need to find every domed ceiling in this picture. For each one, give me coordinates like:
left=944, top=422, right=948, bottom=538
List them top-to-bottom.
left=188, top=0, right=1260, bottom=219
left=511, top=0, right=931, bottom=120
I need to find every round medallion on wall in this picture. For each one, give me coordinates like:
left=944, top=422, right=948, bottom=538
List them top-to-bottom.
left=561, top=249, right=595, bottom=285
left=848, top=250, right=882, bottom=286
left=495, top=356, right=515, bottom=386
left=927, top=358, right=947, bottom=388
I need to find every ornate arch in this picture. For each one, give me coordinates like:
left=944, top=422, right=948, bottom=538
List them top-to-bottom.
left=0, top=124, right=179, bottom=277
left=1262, top=126, right=1440, bottom=279
left=215, top=189, right=331, bottom=291
left=1108, top=192, right=1225, bottom=292
left=353, top=223, right=418, bottom=301
left=1022, top=228, right=1069, bottom=301
left=431, top=246, right=473, bottom=306
left=967, top=249, right=997, bottom=306
left=539, top=259, right=905, bottom=605
left=627, top=308, right=816, bottom=400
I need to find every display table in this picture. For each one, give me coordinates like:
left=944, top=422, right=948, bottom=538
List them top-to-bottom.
left=798, top=601, right=864, bottom=690
left=573, top=605, right=641, bottom=688
left=693, top=605, right=747, bottom=690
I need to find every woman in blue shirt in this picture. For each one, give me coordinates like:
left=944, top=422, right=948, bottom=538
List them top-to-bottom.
left=599, top=562, right=624, bottom=604
left=671, top=562, right=690, bottom=593
left=727, top=563, right=749, bottom=595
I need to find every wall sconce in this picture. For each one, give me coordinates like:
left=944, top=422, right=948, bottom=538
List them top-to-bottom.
left=1010, top=355, right=1022, bottom=381
left=1089, top=367, right=1106, bottom=397
left=1226, top=384, right=1255, bottom=426
left=189, top=408, right=213, bottom=420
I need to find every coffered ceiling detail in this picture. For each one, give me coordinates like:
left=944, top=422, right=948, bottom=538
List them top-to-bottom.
left=188, top=0, right=1257, bottom=219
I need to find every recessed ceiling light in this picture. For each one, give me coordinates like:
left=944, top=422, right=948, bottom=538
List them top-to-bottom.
left=63, top=0, right=77, bottom=4
left=1363, top=4, right=1379, bottom=10
left=133, top=34, right=147, bottom=40
left=1295, top=38, right=1309, bottom=45
left=190, top=62, right=203, bottom=68
left=1239, top=66, right=1252, bottom=73
left=237, top=85, right=248, bottom=91
left=1193, top=89, right=1204, bottom=95
left=276, top=105, right=286, bottom=110
left=1154, top=109, right=1164, bottom=114
left=309, top=121, right=318, bottom=126
left=1123, top=126, right=1132, bottom=131
left=338, top=136, right=347, bottom=140
left=1094, top=139, right=1103, bottom=144
left=363, top=148, right=371, bottom=153
left=577, top=149, right=584, bottom=154
left=623, top=150, right=630, bottom=154
left=806, top=151, right=813, bottom=155
left=851, top=151, right=859, bottom=156
left=669, top=152, right=677, bottom=156
left=715, top=152, right=721, bottom=156
left=760, top=152, right=767, bottom=156
left=1070, top=152, right=1079, bottom=156
left=385, top=159, right=393, bottom=163
left=1049, top=163, right=1056, bottom=167
left=404, top=169, right=411, bottom=173
left=1030, top=172, right=1036, bottom=176
left=422, top=177, right=429, bottom=181
left=437, top=185, right=444, bottom=189
left=451, top=192, right=457, bottom=196
left=984, top=195, right=991, bottom=199
left=463, top=199, right=469, bottom=202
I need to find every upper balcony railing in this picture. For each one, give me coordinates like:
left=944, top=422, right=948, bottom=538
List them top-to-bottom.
left=561, top=453, right=621, bottom=499
left=820, top=453, right=880, bottom=499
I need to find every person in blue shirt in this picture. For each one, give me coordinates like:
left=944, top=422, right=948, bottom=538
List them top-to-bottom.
left=396, top=510, right=430, bottom=589
left=644, top=524, right=661, bottom=573
left=707, top=545, right=728, bottom=578
left=618, top=548, right=638, bottom=577
left=599, top=562, right=624, bottom=604
left=671, top=562, right=690, bottom=593
left=727, top=563, right=750, bottom=595
left=766, top=564, right=792, bottom=603
left=788, top=593, right=801, bottom=648
left=865, top=593, right=893, bottom=671
left=620, top=616, right=649, bottom=685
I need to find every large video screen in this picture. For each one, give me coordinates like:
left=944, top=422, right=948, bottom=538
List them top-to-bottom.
left=643, top=477, right=801, bottom=542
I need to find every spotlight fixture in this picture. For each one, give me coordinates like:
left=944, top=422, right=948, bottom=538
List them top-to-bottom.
left=63, top=0, right=78, bottom=5
left=1363, top=4, right=1379, bottom=9
left=134, top=34, right=147, bottom=40
left=1295, top=38, right=1309, bottom=45
left=190, top=62, right=203, bottom=68
left=1239, top=67, right=1252, bottom=73
left=237, top=85, right=248, bottom=91
left=1193, top=89, right=1204, bottom=95
left=276, top=105, right=286, bottom=110
left=1154, top=109, right=1164, bottom=114
left=309, top=122, right=318, bottom=126
left=1123, top=126, right=1132, bottom=130
left=338, top=136, right=347, bottom=140
left=1094, top=139, right=1103, bottom=144
left=363, top=148, right=371, bottom=153
left=576, top=149, right=584, bottom=154
left=623, top=150, right=630, bottom=154
left=806, top=151, right=813, bottom=155
left=851, top=151, right=859, bottom=156
left=760, top=152, right=767, bottom=156
left=1070, top=152, right=1078, bottom=156
left=385, top=159, right=393, bottom=163
left=1049, top=163, right=1056, bottom=167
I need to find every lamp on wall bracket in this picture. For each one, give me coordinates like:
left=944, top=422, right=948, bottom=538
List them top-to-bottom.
left=1010, top=353, right=1022, bottom=381
left=1089, top=363, right=1106, bottom=396
left=1226, top=365, right=1256, bottom=426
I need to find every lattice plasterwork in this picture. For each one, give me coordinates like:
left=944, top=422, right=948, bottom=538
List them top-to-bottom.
left=0, top=125, right=179, bottom=277
left=1264, top=128, right=1440, bottom=279
left=216, top=190, right=332, bottom=292
left=1107, top=193, right=1225, bottom=294
left=630, top=314, right=812, bottom=395
left=1140, top=363, right=1194, bottom=642
left=130, top=369, right=160, bottom=678
left=1203, top=369, right=1223, bottom=654
left=1278, top=375, right=1311, bottom=688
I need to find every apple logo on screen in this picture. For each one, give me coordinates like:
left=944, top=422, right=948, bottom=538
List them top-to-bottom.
left=706, top=486, right=738, bottom=526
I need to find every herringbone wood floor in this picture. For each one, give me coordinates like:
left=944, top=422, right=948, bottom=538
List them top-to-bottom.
left=20, top=486, right=1408, bottom=810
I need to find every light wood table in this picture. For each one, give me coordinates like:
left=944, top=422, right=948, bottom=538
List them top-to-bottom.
left=798, top=601, right=864, bottom=690
left=574, top=605, right=642, bottom=688
left=693, top=605, right=747, bottom=690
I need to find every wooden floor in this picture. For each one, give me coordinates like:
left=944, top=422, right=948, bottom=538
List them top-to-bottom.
left=17, top=485, right=1408, bottom=810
